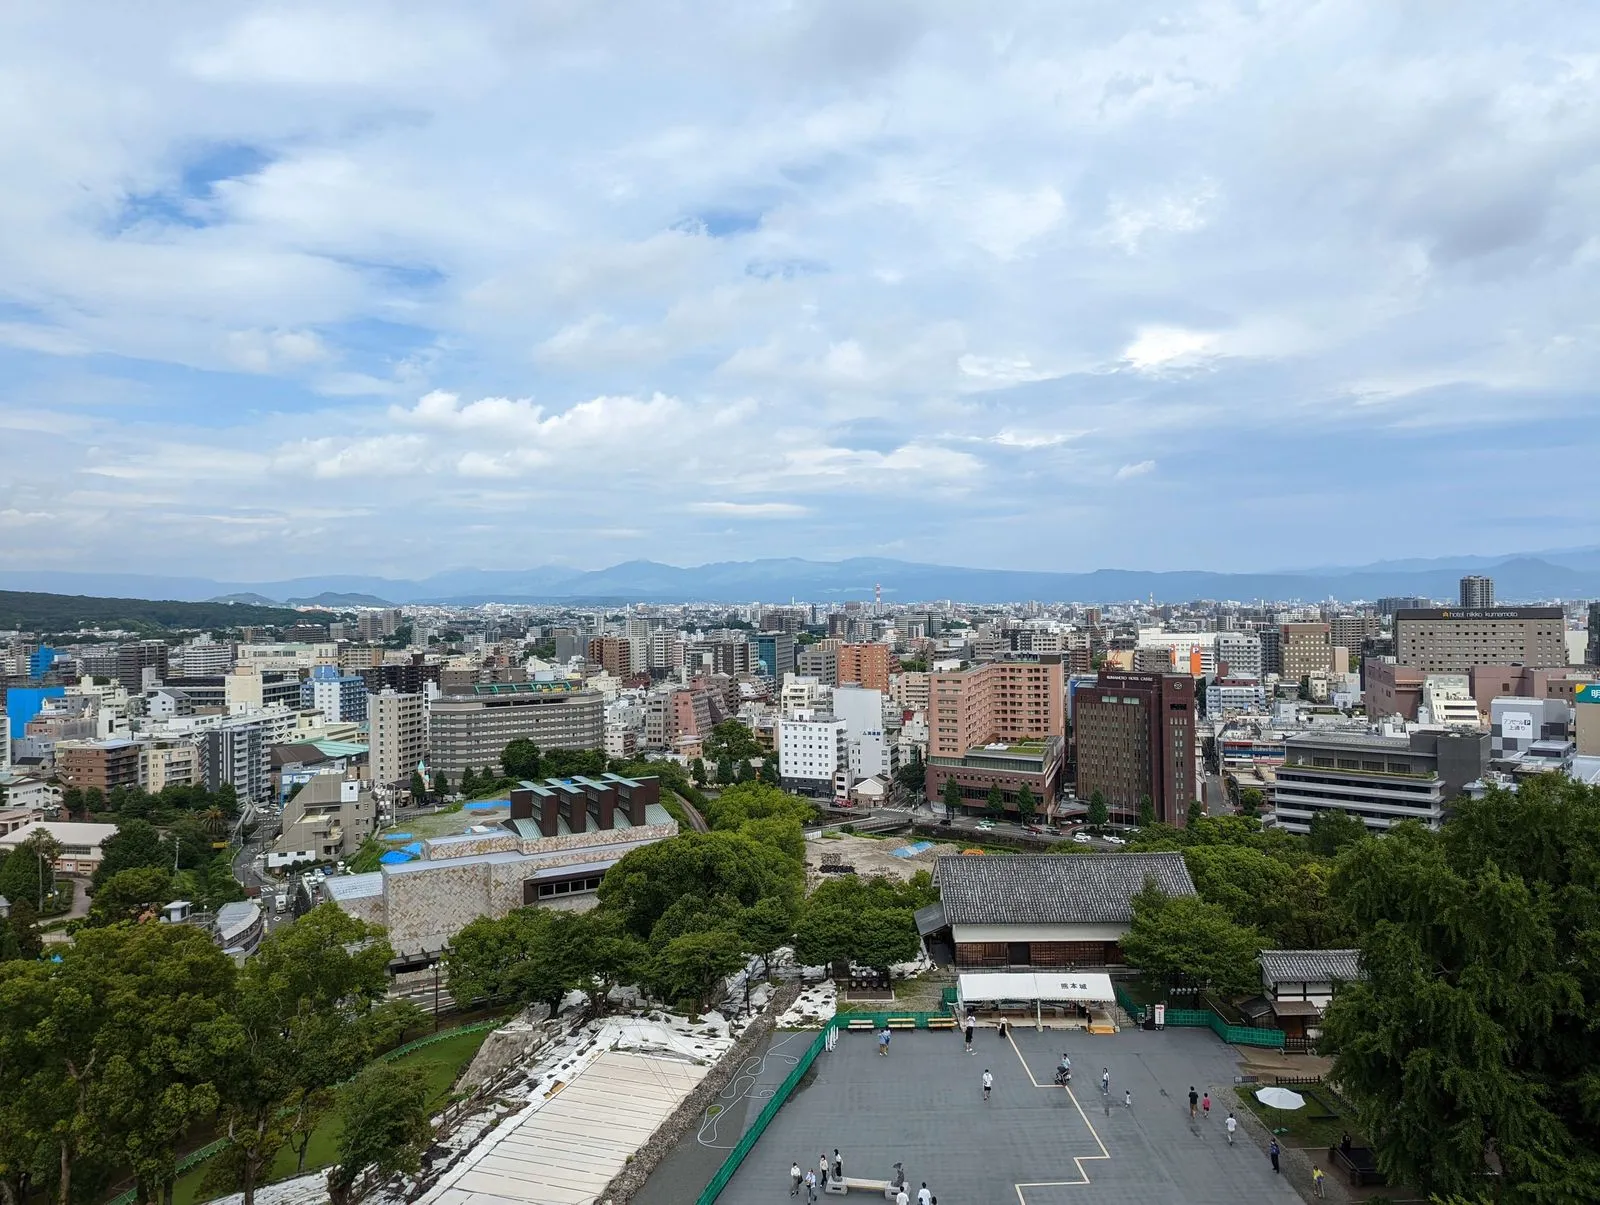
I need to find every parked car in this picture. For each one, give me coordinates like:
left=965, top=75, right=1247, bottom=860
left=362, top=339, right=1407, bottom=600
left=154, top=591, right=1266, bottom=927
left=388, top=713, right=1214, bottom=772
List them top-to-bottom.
left=975, top=820, right=996, bottom=831
left=1072, top=831, right=1093, bottom=844
left=1103, top=834, right=1127, bottom=845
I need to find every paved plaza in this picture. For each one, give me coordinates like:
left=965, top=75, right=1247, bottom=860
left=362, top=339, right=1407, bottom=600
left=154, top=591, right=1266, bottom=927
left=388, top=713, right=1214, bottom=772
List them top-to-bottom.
left=712, top=1025, right=1304, bottom=1205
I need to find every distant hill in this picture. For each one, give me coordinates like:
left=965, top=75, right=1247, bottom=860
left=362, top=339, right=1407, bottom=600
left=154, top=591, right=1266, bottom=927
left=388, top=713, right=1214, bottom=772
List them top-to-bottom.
left=0, top=591, right=337, bottom=635
left=209, top=592, right=282, bottom=606
left=286, top=592, right=393, bottom=607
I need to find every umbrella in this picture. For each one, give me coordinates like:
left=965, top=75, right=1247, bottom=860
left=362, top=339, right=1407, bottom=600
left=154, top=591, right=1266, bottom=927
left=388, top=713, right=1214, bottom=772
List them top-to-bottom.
left=1254, top=1086, right=1306, bottom=1110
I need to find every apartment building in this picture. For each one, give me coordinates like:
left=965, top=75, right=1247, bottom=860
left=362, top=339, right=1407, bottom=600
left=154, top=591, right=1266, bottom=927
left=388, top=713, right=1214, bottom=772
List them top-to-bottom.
left=1459, top=576, right=1495, bottom=608
left=1394, top=607, right=1567, bottom=673
left=1328, top=612, right=1380, bottom=653
left=1214, top=631, right=1263, bottom=679
left=586, top=637, right=642, bottom=680
left=837, top=643, right=892, bottom=692
left=797, top=645, right=838, bottom=686
left=927, top=655, right=1065, bottom=760
left=301, top=664, right=369, bottom=724
left=225, top=666, right=305, bottom=714
left=892, top=670, right=931, bottom=712
left=1072, top=671, right=1196, bottom=825
left=429, top=682, right=604, bottom=784
left=369, top=690, right=427, bottom=788
left=777, top=711, right=848, bottom=796
left=202, top=720, right=272, bottom=805
left=1272, top=728, right=1490, bottom=834
left=56, top=739, right=142, bottom=792
left=141, top=740, right=200, bottom=792
left=275, top=775, right=376, bottom=862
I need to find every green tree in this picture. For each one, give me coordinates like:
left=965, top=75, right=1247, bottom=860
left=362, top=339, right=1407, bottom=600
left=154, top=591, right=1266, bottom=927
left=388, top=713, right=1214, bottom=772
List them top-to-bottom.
left=702, top=720, right=761, bottom=765
left=500, top=738, right=542, bottom=781
left=540, top=748, right=606, bottom=778
left=892, top=753, right=925, bottom=796
left=715, top=756, right=734, bottom=786
left=690, top=757, right=707, bottom=787
left=757, top=758, right=780, bottom=786
left=459, top=767, right=479, bottom=796
left=407, top=770, right=427, bottom=802
left=431, top=771, right=449, bottom=799
left=942, top=777, right=962, bottom=817
left=1322, top=780, right=1600, bottom=1200
left=704, top=781, right=814, bottom=831
left=985, top=784, right=1005, bottom=818
left=1014, top=784, right=1036, bottom=821
left=1238, top=787, right=1264, bottom=817
left=1086, top=791, right=1109, bottom=829
left=1137, top=795, right=1155, bottom=828
left=1308, top=808, right=1369, bottom=857
left=90, top=819, right=166, bottom=890
left=0, top=830, right=60, bottom=912
left=599, top=830, right=802, bottom=939
left=347, top=837, right=384, bottom=875
left=84, top=867, right=175, bottom=927
left=793, top=875, right=922, bottom=976
left=1120, top=880, right=1262, bottom=997
left=0, top=896, right=42, bottom=962
left=740, top=896, right=796, bottom=980
left=445, top=908, right=582, bottom=1015
left=569, top=910, right=647, bottom=1010
left=644, top=929, right=748, bottom=1012
left=327, top=1065, right=432, bottom=1205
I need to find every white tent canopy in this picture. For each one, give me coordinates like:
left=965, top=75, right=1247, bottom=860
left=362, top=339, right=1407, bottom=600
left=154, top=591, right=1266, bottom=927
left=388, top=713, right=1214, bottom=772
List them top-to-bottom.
left=957, top=971, right=1116, bottom=1005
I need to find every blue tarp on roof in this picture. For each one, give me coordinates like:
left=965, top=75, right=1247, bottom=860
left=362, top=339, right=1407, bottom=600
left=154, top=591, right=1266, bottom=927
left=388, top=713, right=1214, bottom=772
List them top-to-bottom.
left=464, top=801, right=504, bottom=811
left=381, top=833, right=414, bottom=841
left=402, top=841, right=424, bottom=855
left=379, top=851, right=414, bottom=865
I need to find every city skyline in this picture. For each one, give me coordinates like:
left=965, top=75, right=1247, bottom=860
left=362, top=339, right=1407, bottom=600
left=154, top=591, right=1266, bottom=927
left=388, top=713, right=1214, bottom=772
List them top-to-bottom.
left=4, top=4, right=1600, bottom=577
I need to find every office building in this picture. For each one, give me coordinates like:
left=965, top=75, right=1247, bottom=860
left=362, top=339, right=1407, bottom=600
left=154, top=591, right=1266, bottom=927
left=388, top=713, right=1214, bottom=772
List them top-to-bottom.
left=1459, top=576, right=1495, bottom=609
left=1394, top=607, right=1567, bottom=673
left=1327, top=613, right=1379, bottom=654
left=1280, top=623, right=1333, bottom=683
left=1258, top=627, right=1283, bottom=676
left=754, top=633, right=797, bottom=680
left=586, top=637, right=641, bottom=680
left=116, top=641, right=170, bottom=690
left=837, top=643, right=892, bottom=692
left=796, top=645, right=838, bottom=686
left=1365, top=661, right=1425, bottom=721
left=301, top=664, right=369, bottom=724
left=226, top=667, right=304, bottom=714
left=1072, top=671, right=1196, bottom=825
left=1419, top=676, right=1482, bottom=727
left=1206, top=679, right=1267, bottom=715
left=429, top=682, right=604, bottom=785
left=1577, top=684, right=1600, bottom=756
left=832, top=685, right=890, bottom=783
left=370, top=691, right=427, bottom=788
left=1490, top=696, right=1572, bottom=761
left=777, top=711, right=848, bottom=796
left=202, top=720, right=272, bottom=805
left=1272, top=728, right=1489, bottom=834
left=924, top=737, right=1064, bottom=818
left=56, top=739, right=142, bottom=792
left=275, top=775, right=376, bottom=862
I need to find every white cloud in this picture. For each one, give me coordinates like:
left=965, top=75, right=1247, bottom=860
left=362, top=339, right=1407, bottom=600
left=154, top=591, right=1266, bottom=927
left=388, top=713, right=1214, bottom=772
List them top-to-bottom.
left=1121, top=326, right=1219, bottom=374
left=1114, top=459, right=1156, bottom=480
left=687, top=501, right=809, bottom=518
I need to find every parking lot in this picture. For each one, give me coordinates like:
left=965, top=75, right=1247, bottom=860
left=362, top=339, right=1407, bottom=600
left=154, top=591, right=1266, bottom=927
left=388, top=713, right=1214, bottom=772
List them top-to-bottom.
left=711, top=1025, right=1302, bottom=1205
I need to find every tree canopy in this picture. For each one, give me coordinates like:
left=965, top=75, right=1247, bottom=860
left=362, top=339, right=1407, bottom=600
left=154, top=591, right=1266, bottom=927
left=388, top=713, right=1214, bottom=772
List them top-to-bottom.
left=702, top=720, right=762, bottom=765
left=1322, top=778, right=1600, bottom=1201
left=793, top=873, right=932, bottom=975
left=1120, top=879, right=1262, bottom=997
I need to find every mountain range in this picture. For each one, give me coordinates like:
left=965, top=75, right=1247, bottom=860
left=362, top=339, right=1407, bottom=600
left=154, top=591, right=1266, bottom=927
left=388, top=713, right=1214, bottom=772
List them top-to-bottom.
left=3, top=548, right=1600, bottom=606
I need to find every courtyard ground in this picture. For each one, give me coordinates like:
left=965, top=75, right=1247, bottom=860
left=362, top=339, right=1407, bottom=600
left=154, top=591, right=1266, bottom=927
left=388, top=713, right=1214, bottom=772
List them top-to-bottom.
left=706, top=1025, right=1309, bottom=1205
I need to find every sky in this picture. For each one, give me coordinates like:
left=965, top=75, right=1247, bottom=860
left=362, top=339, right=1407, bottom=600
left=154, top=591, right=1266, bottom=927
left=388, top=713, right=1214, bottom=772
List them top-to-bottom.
left=3, top=1, right=1600, bottom=579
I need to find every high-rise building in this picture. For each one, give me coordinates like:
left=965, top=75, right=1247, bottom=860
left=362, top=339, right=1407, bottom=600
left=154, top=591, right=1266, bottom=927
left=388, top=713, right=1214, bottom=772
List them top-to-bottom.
left=1459, top=575, right=1495, bottom=609
left=1377, top=596, right=1431, bottom=616
left=1586, top=601, right=1600, bottom=667
left=1394, top=607, right=1567, bottom=673
left=1328, top=613, right=1379, bottom=653
left=1280, top=623, right=1333, bottom=683
left=1258, top=627, right=1283, bottom=676
left=1214, top=631, right=1263, bottom=679
left=754, top=633, right=797, bottom=680
left=586, top=636, right=639, bottom=680
left=115, top=640, right=169, bottom=690
left=837, top=643, right=893, bottom=692
left=797, top=645, right=838, bottom=686
left=926, top=655, right=1066, bottom=762
left=301, top=664, right=369, bottom=723
left=1072, top=671, right=1196, bottom=825
left=428, top=682, right=605, bottom=785
left=369, top=691, right=427, bottom=788
left=776, top=711, right=847, bottom=796
left=202, top=720, right=271, bottom=805
left=56, top=739, right=143, bottom=792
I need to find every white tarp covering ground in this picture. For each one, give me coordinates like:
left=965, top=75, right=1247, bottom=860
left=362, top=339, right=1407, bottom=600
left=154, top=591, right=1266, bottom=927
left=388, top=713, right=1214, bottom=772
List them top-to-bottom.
left=956, top=971, right=1116, bottom=1005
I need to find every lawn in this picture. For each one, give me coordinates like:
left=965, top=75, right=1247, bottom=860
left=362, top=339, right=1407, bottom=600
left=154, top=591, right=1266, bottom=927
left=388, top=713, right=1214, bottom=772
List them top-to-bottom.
left=171, top=1028, right=493, bottom=1205
left=1238, top=1083, right=1364, bottom=1151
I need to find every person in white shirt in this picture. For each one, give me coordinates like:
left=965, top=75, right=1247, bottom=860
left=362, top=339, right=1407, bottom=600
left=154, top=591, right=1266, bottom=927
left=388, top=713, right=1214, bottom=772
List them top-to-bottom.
left=982, top=1069, right=994, bottom=1100
left=1226, top=1112, right=1238, bottom=1145
left=790, top=1162, right=803, bottom=1196
left=917, top=1184, right=932, bottom=1205
left=895, top=1189, right=908, bottom=1205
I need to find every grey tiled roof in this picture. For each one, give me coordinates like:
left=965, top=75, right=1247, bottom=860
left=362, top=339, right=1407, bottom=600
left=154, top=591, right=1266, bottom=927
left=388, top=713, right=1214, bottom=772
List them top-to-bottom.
left=935, top=853, right=1195, bottom=926
left=1259, top=948, right=1362, bottom=984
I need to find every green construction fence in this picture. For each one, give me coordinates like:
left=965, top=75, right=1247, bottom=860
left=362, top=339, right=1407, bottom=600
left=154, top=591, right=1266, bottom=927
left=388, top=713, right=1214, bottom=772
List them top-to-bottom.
left=1113, top=983, right=1286, bottom=1049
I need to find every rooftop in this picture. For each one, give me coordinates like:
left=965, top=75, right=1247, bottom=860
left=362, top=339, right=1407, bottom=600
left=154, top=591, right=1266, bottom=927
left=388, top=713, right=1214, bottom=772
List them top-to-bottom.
left=0, top=820, right=119, bottom=848
left=935, top=852, right=1195, bottom=926
left=1259, top=948, right=1362, bottom=984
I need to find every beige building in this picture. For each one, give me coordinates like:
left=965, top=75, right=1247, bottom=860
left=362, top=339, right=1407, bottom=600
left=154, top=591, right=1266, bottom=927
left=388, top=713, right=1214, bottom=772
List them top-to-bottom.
left=1395, top=607, right=1567, bottom=673
left=1280, top=623, right=1334, bottom=683
left=928, top=656, right=1065, bottom=760
left=892, top=671, right=931, bottom=712
left=429, top=682, right=605, bottom=785
left=369, top=690, right=427, bottom=788
left=140, top=740, right=200, bottom=793
left=275, top=774, right=376, bottom=862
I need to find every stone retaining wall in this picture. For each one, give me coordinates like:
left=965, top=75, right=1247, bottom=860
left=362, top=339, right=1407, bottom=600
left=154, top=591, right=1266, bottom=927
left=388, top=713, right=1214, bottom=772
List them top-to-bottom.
left=599, top=981, right=804, bottom=1205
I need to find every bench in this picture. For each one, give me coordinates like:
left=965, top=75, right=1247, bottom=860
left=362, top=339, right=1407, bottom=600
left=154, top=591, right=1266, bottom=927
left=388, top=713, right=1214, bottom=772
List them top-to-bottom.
left=925, top=1015, right=956, bottom=1029
left=885, top=1017, right=917, bottom=1029
left=846, top=1018, right=877, bottom=1031
left=823, top=1177, right=900, bottom=1198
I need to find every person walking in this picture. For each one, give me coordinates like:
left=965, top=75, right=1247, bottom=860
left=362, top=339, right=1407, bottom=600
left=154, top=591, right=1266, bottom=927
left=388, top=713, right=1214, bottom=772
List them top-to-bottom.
left=997, top=1017, right=1008, bottom=1040
left=964, top=1021, right=974, bottom=1054
left=878, top=1026, right=891, bottom=1057
left=1100, top=1067, right=1110, bottom=1094
left=982, top=1068, right=994, bottom=1101
left=1188, top=1086, right=1199, bottom=1118
left=1123, top=1089, right=1132, bottom=1110
left=1202, top=1091, right=1211, bottom=1119
left=1225, top=1112, right=1237, bottom=1145
left=1269, top=1138, right=1281, bottom=1174
left=833, top=1150, right=843, bottom=1181
left=818, top=1154, right=829, bottom=1190
left=790, top=1162, right=803, bottom=1196
left=1312, top=1165, right=1326, bottom=1198
left=803, top=1168, right=817, bottom=1203
left=917, top=1184, right=931, bottom=1205
left=894, top=1189, right=908, bottom=1205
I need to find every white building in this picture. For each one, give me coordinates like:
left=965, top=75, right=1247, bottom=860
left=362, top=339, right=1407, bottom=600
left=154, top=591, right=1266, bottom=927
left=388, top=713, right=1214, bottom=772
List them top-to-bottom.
left=1136, top=629, right=1218, bottom=676
left=1215, top=632, right=1263, bottom=679
left=172, top=639, right=234, bottom=676
left=779, top=673, right=831, bottom=718
left=1420, top=675, right=1483, bottom=728
left=1206, top=679, right=1267, bottom=716
left=832, top=685, right=890, bottom=785
left=370, top=691, right=427, bottom=789
left=776, top=710, right=848, bottom=796
left=0, top=820, right=120, bottom=876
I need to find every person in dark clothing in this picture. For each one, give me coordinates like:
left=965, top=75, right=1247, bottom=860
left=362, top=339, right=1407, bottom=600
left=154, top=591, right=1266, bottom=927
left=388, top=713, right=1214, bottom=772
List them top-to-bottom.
left=1269, top=1138, right=1281, bottom=1173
